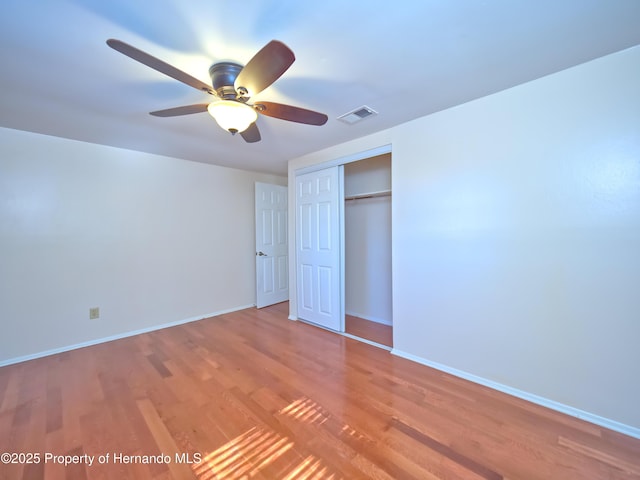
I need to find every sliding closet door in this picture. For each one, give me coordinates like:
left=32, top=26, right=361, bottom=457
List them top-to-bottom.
left=296, top=167, right=341, bottom=331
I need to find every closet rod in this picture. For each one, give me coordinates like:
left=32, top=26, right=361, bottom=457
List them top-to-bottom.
left=344, top=190, right=392, bottom=201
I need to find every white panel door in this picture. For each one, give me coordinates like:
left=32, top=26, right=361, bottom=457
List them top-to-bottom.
left=296, top=167, right=341, bottom=330
left=255, top=182, right=288, bottom=308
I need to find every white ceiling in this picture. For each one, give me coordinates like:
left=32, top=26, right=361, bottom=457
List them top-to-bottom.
left=1, top=0, right=639, bottom=175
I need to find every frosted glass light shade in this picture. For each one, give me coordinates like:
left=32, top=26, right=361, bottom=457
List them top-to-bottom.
left=207, top=101, right=258, bottom=133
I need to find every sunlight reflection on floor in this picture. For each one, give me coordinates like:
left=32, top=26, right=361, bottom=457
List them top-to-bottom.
left=192, top=396, right=356, bottom=479
left=279, top=397, right=331, bottom=426
left=193, top=427, right=293, bottom=479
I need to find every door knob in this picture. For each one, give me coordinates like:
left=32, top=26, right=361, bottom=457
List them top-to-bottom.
left=256, top=251, right=267, bottom=256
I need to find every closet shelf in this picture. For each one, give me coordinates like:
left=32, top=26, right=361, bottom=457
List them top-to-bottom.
left=345, top=189, right=392, bottom=201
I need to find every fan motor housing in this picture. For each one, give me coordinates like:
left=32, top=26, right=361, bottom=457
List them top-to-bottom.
left=209, top=62, right=243, bottom=99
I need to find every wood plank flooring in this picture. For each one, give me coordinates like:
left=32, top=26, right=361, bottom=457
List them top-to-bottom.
left=1, top=302, right=639, bottom=479
left=344, top=315, right=393, bottom=347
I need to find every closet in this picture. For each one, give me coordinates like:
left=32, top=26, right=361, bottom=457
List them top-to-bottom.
left=343, top=153, right=392, bottom=347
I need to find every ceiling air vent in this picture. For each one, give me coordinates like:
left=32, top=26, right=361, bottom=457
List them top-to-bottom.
left=337, top=105, right=377, bottom=125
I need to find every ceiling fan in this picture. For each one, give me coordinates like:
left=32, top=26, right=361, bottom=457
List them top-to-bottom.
left=106, top=39, right=328, bottom=143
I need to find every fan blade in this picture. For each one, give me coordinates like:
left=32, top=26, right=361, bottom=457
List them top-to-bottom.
left=107, top=39, right=214, bottom=95
left=234, top=41, right=295, bottom=97
left=256, top=102, right=328, bottom=126
left=150, top=104, right=209, bottom=117
left=240, top=122, right=261, bottom=143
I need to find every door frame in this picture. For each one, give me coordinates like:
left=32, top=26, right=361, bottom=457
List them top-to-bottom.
left=292, top=144, right=392, bottom=332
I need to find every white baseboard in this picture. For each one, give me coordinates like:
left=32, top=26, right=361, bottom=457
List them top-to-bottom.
left=0, top=304, right=255, bottom=368
left=345, top=310, right=392, bottom=326
left=341, top=332, right=392, bottom=351
left=391, top=348, right=640, bottom=440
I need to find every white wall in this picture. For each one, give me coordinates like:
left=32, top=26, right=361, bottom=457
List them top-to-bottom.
left=392, top=45, right=640, bottom=432
left=288, top=46, right=640, bottom=434
left=0, top=128, right=285, bottom=364
left=344, top=155, right=392, bottom=324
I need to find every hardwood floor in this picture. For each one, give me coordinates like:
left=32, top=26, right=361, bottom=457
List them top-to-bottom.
left=1, top=302, right=639, bottom=479
left=344, top=315, right=393, bottom=348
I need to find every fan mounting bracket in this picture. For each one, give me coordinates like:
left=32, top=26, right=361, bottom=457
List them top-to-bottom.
left=208, top=62, right=244, bottom=100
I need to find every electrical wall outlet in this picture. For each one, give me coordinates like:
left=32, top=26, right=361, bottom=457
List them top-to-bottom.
left=89, top=307, right=100, bottom=320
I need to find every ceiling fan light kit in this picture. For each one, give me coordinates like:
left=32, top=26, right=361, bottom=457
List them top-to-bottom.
left=106, top=38, right=328, bottom=142
left=207, top=100, right=257, bottom=134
